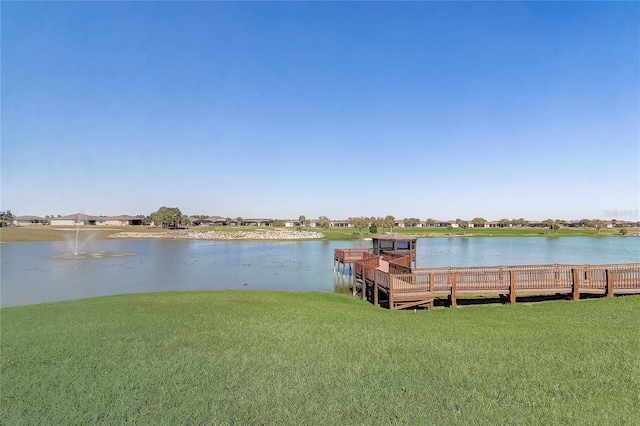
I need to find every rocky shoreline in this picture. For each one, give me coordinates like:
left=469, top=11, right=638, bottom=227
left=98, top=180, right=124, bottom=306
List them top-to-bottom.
left=108, top=229, right=325, bottom=240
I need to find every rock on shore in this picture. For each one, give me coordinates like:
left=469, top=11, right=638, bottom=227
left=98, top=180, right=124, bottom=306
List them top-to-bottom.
left=108, top=229, right=325, bottom=240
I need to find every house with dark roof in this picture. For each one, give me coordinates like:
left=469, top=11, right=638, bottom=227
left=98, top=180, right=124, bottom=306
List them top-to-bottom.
left=50, top=213, right=141, bottom=226
left=13, top=215, right=47, bottom=226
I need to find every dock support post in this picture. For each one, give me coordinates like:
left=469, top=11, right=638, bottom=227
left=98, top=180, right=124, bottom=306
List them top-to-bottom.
left=352, top=263, right=357, bottom=297
left=572, top=268, right=580, bottom=300
left=361, top=269, right=366, bottom=301
left=606, top=269, right=614, bottom=298
left=509, top=271, right=516, bottom=304
left=374, top=272, right=379, bottom=306
left=450, top=272, right=457, bottom=308
left=429, top=273, right=435, bottom=310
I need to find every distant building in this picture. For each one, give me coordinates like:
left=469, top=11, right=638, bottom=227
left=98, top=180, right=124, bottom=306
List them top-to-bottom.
left=50, top=213, right=142, bottom=226
left=13, top=215, right=46, bottom=226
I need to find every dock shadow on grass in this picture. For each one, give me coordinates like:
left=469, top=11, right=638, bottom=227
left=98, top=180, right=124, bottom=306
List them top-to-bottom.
left=374, top=293, right=628, bottom=310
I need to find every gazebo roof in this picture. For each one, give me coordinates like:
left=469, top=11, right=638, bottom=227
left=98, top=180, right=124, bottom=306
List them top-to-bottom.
left=372, top=233, right=417, bottom=241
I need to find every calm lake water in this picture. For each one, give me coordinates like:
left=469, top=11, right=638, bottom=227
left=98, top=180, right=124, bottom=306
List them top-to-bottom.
left=1, top=237, right=638, bottom=307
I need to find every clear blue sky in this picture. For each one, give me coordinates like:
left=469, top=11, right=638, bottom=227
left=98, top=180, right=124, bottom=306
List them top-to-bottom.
left=2, top=2, right=638, bottom=221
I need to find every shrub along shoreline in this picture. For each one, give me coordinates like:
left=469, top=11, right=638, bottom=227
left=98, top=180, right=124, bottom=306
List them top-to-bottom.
left=2, top=291, right=639, bottom=424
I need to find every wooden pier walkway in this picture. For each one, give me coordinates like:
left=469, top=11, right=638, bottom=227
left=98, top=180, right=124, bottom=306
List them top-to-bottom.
left=335, top=247, right=640, bottom=310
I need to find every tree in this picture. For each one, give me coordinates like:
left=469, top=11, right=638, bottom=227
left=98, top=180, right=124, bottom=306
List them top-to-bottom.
left=151, top=206, right=183, bottom=229
left=0, top=210, right=15, bottom=227
left=298, top=215, right=308, bottom=229
left=383, top=215, right=395, bottom=232
left=317, top=216, right=331, bottom=229
left=225, top=217, right=232, bottom=226
left=236, top=217, right=243, bottom=227
left=348, top=217, right=368, bottom=233
left=404, top=217, right=420, bottom=227
left=471, top=217, right=487, bottom=228
left=425, top=218, right=436, bottom=228
left=498, top=218, right=511, bottom=228
left=511, top=218, right=528, bottom=227
left=273, top=219, right=285, bottom=227
left=456, top=219, right=469, bottom=235
left=543, top=219, right=560, bottom=235
left=593, top=219, right=605, bottom=231
left=369, top=221, right=378, bottom=234
left=619, top=227, right=628, bottom=236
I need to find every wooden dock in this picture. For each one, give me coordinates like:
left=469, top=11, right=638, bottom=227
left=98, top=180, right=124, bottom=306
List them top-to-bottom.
left=336, top=247, right=640, bottom=310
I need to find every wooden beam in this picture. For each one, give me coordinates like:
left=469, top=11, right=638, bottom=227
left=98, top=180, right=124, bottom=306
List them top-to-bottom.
left=572, top=268, right=580, bottom=301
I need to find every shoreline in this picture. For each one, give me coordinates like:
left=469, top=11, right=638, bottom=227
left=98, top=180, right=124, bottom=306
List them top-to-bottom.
left=1, top=225, right=638, bottom=243
left=108, top=229, right=325, bottom=240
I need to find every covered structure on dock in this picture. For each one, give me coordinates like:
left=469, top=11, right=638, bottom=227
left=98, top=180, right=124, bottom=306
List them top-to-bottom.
left=334, top=234, right=418, bottom=277
left=372, top=234, right=417, bottom=267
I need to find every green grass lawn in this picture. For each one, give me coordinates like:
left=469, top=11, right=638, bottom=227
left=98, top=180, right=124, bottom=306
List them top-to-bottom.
left=2, top=291, right=639, bottom=424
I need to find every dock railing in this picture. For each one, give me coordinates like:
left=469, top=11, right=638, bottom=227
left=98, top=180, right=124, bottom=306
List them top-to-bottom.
left=334, top=248, right=373, bottom=275
left=353, top=261, right=640, bottom=309
left=402, top=263, right=640, bottom=307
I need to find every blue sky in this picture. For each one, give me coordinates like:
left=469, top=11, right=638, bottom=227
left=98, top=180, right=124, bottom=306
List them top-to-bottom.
left=2, top=2, right=638, bottom=221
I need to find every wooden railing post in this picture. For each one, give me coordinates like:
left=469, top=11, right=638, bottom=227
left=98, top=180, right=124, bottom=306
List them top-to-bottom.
left=352, top=263, right=357, bottom=297
left=361, top=267, right=367, bottom=301
left=572, top=268, right=580, bottom=301
left=606, top=269, right=614, bottom=298
left=509, top=270, right=516, bottom=304
left=374, top=271, right=379, bottom=306
left=450, top=272, right=457, bottom=308
left=428, top=273, right=435, bottom=310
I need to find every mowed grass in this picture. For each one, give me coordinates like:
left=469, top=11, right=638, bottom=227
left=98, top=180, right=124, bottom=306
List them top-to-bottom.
left=2, top=292, right=639, bottom=424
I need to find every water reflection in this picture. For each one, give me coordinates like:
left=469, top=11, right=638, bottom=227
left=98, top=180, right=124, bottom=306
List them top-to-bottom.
left=333, top=274, right=353, bottom=295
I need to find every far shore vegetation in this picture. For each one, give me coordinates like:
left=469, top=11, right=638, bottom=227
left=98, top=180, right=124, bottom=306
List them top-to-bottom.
left=3, top=208, right=637, bottom=242
left=0, top=223, right=637, bottom=243
left=2, top=291, right=639, bottom=424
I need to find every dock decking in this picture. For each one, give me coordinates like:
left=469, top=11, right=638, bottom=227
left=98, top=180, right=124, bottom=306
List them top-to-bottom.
left=335, top=247, right=640, bottom=310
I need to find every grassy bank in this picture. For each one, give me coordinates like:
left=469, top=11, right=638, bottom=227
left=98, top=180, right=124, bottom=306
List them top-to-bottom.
left=1, top=224, right=636, bottom=243
left=2, top=291, right=639, bottom=424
